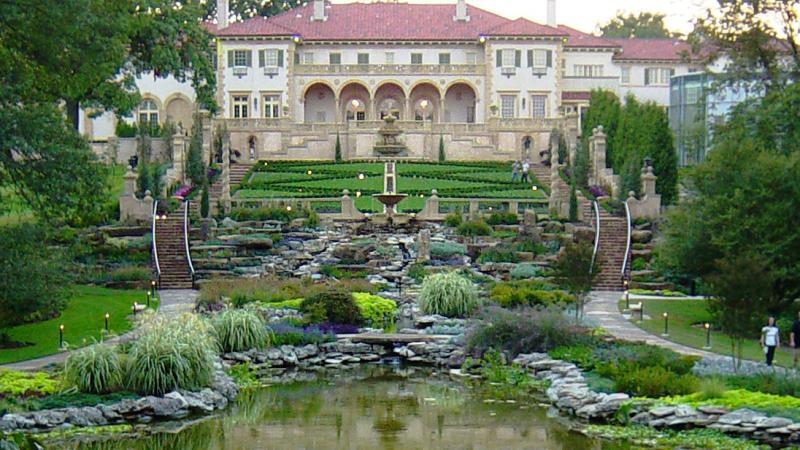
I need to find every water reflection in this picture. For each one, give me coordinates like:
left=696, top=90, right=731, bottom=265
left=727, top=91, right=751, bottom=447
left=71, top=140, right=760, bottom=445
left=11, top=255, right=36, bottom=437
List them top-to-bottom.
left=57, top=366, right=603, bottom=450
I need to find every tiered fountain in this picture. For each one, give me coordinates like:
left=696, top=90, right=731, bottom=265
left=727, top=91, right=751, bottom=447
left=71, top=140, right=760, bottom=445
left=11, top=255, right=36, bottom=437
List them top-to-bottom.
left=373, top=113, right=408, bottom=157
left=371, top=161, right=410, bottom=225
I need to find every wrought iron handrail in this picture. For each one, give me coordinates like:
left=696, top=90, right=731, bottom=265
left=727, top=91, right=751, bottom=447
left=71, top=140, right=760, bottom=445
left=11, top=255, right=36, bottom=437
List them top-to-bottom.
left=151, top=200, right=161, bottom=280
left=622, top=200, right=633, bottom=278
left=183, top=201, right=195, bottom=283
left=590, top=201, right=601, bottom=273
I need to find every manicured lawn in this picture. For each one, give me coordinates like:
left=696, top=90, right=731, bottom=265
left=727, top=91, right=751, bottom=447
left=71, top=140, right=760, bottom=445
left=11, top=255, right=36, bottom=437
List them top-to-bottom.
left=236, top=161, right=548, bottom=213
left=0, top=285, right=157, bottom=364
left=619, top=298, right=794, bottom=368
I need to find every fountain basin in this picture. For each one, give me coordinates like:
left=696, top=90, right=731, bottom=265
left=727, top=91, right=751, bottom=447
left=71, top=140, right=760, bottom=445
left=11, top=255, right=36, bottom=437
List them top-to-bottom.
left=372, top=193, right=408, bottom=208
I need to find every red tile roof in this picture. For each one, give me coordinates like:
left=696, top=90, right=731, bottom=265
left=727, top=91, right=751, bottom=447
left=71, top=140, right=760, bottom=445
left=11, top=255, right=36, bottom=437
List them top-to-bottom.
left=217, top=2, right=564, bottom=40
left=485, top=18, right=566, bottom=37
left=557, top=25, right=618, bottom=48
left=608, top=38, right=694, bottom=61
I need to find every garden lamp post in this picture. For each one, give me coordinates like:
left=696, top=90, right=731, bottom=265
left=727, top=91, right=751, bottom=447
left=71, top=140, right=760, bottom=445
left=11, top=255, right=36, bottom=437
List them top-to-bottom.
left=150, top=280, right=156, bottom=297
left=624, top=289, right=630, bottom=311
left=146, top=291, right=151, bottom=308
left=133, top=302, right=138, bottom=316
left=639, top=303, right=644, bottom=322
left=662, top=312, right=669, bottom=337
left=104, top=313, right=110, bottom=332
left=704, top=322, right=712, bottom=349
left=59, top=324, right=64, bottom=349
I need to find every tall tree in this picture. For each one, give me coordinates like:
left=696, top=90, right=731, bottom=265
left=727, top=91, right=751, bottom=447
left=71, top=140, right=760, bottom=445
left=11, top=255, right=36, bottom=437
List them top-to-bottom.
left=0, top=0, right=215, bottom=224
left=204, top=0, right=304, bottom=22
left=693, top=0, right=800, bottom=93
left=600, top=12, right=676, bottom=38
left=656, top=83, right=800, bottom=310
left=581, top=89, right=621, bottom=172
left=552, top=241, right=599, bottom=323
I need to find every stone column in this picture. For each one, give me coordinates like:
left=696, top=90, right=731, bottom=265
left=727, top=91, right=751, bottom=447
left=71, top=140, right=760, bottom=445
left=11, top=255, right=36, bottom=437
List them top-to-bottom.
left=590, top=126, right=608, bottom=187
left=171, top=131, right=187, bottom=184
left=641, top=165, right=657, bottom=197
left=122, top=167, right=137, bottom=197
left=340, top=189, right=365, bottom=220
left=417, top=189, right=441, bottom=220
left=469, top=199, right=479, bottom=217
left=508, top=201, right=519, bottom=215
left=416, top=229, right=431, bottom=262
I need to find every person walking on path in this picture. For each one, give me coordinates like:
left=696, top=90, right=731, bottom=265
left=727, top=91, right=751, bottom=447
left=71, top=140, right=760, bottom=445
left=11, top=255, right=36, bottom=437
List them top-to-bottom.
left=521, top=160, right=531, bottom=184
left=511, top=161, right=521, bottom=183
left=791, top=311, right=800, bottom=370
left=761, top=316, right=781, bottom=367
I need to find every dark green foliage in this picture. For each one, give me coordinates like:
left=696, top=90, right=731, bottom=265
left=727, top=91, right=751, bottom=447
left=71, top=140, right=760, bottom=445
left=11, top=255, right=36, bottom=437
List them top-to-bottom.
left=203, top=0, right=304, bottom=21
left=600, top=12, right=675, bottom=38
left=581, top=90, right=621, bottom=166
left=187, top=116, right=206, bottom=188
left=115, top=121, right=137, bottom=138
left=334, top=133, right=342, bottom=163
left=438, top=135, right=446, bottom=162
left=574, top=139, right=590, bottom=187
left=136, top=163, right=152, bottom=198
left=150, top=164, right=163, bottom=200
left=568, top=175, right=578, bottom=222
left=200, top=181, right=210, bottom=218
left=230, top=206, right=311, bottom=222
left=444, top=211, right=463, bottom=227
left=486, top=212, right=518, bottom=225
left=456, top=220, right=492, bottom=237
left=0, top=226, right=68, bottom=331
left=430, top=241, right=467, bottom=258
left=551, top=241, right=598, bottom=321
left=476, top=247, right=520, bottom=263
left=407, top=263, right=430, bottom=282
left=300, top=289, right=363, bottom=326
left=466, top=306, right=589, bottom=358
left=609, top=365, right=698, bottom=398
left=723, top=372, right=800, bottom=398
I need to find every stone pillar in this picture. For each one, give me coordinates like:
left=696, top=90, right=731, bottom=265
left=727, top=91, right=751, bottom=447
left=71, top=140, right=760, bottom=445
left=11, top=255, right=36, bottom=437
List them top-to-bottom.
left=405, top=98, right=413, bottom=121
left=588, top=126, right=607, bottom=187
left=171, top=131, right=187, bottom=184
left=549, top=159, right=562, bottom=216
left=641, top=165, right=657, bottom=197
left=122, top=166, right=137, bottom=197
left=340, top=189, right=365, bottom=220
left=417, top=189, right=441, bottom=221
left=469, top=199, right=479, bottom=217
left=508, top=201, right=519, bottom=215
left=416, top=229, right=431, bottom=262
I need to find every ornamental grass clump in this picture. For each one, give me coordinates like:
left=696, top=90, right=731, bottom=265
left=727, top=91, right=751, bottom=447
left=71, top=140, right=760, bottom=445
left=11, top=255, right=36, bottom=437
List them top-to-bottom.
left=418, top=272, right=479, bottom=318
left=212, top=308, right=270, bottom=353
left=126, top=314, right=217, bottom=396
left=64, top=342, right=123, bottom=394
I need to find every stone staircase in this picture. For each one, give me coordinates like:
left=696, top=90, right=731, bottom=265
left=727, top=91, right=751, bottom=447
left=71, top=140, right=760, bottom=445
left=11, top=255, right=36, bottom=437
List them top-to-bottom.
left=189, top=163, right=253, bottom=216
left=529, top=163, right=551, bottom=187
left=154, top=202, right=194, bottom=289
left=592, top=207, right=630, bottom=291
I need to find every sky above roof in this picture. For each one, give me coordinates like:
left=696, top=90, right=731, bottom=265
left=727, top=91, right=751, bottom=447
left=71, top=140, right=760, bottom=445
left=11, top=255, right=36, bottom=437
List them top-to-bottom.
left=332, top=0, right=718, bottom=35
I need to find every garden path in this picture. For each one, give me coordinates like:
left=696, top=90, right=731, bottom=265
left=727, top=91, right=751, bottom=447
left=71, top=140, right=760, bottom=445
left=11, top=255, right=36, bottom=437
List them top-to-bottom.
left=1, top=290, right=198, bottom=371
left=584, top=291, right=716, bottom=358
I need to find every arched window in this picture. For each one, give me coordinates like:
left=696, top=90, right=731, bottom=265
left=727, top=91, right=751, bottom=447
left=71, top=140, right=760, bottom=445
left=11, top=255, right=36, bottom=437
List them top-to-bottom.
left=346, top=98, right=366, bottom=122
left=138, top=99, right=159, bottom=125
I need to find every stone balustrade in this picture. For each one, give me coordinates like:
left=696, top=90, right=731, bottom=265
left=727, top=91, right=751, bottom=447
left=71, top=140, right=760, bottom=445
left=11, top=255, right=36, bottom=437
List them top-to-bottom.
left=294, top=63, right=485, bottom=76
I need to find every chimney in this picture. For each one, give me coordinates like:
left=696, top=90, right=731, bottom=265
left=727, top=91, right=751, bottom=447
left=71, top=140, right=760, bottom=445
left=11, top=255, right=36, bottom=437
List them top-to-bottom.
left=217, top=0, right=229, bottom=29
left=312, top=0, right=328, bottom=22
left=454, top=0, right=469, bottom=22
left=547, top=0, right=556, bottom=27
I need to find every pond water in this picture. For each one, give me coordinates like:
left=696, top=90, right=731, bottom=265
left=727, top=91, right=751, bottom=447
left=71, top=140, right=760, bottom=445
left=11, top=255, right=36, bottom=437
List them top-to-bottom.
left=58, top=367, right=606, bottom=450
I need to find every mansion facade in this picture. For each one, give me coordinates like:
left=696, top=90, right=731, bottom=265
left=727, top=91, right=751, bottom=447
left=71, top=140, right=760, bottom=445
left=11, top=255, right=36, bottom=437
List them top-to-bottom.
left=82, top=0, right=702, bottom=163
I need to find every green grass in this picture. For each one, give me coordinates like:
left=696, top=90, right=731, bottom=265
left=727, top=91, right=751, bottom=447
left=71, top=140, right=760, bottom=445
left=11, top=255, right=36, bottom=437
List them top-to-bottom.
left=236, top=161, right=547, bottom=213
left=0, top=285, right=157, bottom=364
left=619, top=298, right=794, bottom=367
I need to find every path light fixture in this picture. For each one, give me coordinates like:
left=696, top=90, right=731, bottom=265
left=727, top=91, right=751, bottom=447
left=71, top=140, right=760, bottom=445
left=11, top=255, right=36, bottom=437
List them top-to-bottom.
left=307, top=170, right=313, bottom=176
left=358, top=173, right=365, bottom=180
left=532, top=185, right=538, bottom=191
left=356, top=191, right=362, bottom=198
left=419, top=194, right=424, bottom=198
left=286, top=205, right=293, bottom=212
left=150, top=280, right=156, bottom=297
left=624, top=289, right=630, bottom=310
left=146, top=291, right=151, bottom=308
left=133, top=302, right=138, bottom=316
left=662, top=312, right=669, bottom=337
left=104, top=313, right=110, bottom=332
left=704, top=322, right=712, bottom=349
left=59, top=324, right=64, bottom=349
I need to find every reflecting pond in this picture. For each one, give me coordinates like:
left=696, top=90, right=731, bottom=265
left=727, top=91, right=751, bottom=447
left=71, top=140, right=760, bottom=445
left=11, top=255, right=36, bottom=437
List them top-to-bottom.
left=57, top=367, right=606, bottom=450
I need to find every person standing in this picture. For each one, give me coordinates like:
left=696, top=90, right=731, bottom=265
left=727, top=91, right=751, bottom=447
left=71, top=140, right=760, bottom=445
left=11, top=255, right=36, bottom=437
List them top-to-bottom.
left=521, top=160, right=530, bottom=184
left=511, top=161, right=520, bottom=183
left=791, top=311, right=800, bottom=370
left=761, top=316, right=781, bottom=367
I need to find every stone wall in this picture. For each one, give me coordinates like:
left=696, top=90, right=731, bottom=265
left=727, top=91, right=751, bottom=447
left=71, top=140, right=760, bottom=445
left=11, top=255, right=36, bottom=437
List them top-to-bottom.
left=626, top=165, right=662, bottom=220
left=119, top=168, right=154, bottom=224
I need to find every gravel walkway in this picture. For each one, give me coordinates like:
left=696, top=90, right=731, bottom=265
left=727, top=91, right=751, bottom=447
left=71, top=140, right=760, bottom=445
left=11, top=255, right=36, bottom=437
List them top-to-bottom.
left=1, top=290, right=198, bottom=371
left=584, top=291, right=717, bottom=358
